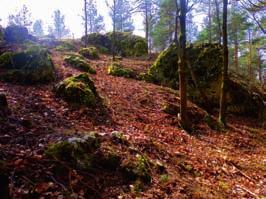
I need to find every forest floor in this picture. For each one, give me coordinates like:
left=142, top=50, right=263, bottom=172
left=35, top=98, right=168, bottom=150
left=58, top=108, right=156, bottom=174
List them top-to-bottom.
left=0, top=50, right=265, bottom=199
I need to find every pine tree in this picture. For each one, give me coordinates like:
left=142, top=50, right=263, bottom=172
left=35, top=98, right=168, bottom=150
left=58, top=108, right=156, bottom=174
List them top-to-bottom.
left=83, top=0, right=105, bottom=34
left=108, top=0, right=135, bottom=32
left=134, top=0, right=159, bottom=53
left=178, top=0, right=189, bottom=130
left=218, top=0, right=229, bottom=126
left=8, top=5, right=32, bottom=29
left=49, top=10, right=70, bottom=39
left=32, top=20, right=44, bottom=37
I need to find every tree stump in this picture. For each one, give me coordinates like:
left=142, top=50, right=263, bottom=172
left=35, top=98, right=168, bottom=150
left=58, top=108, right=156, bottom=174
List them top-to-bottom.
left=0, top=93, right=10, bottom=117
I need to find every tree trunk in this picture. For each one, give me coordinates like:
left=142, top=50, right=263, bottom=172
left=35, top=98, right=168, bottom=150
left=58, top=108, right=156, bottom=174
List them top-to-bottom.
left=84, top=0, right=88, bottom=47
left=112, top=0, right=117, bottom=61
left=145, top=0, right=149, bottom=54
left=174, top=0, right=179, bottom=43
left=178, top=0, right=189, bottom=130
left=208, top=0, right=212, bottom=43
left=214, top=0, right=222, bottom=44
left=218, top=0, right=229, bottom=125
left=248, top=28, right=253, bottom=84
left=234, top=37, right=239, bottom=73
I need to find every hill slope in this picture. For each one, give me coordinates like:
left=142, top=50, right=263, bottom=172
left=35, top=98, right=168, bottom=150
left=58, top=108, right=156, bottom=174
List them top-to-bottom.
left=0, top=50, right=265, bottom=198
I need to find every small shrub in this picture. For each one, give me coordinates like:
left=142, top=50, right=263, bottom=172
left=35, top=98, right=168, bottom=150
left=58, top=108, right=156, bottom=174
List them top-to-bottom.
left=79, top=47, right=99, bottom=59
left=64, top=54, right=96, bottom=74
left=107, top=62, right=135, bottom=78
left=121, top=154, right=152, bottom=183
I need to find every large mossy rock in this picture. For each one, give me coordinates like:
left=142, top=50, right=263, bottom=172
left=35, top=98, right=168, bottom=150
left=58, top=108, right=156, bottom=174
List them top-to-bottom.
left=4, top=25, right=30, bottom=43
left=81, top=32, right=148, bottom=57
left=146, top=43, right=222, bottom=89
left=147, top=43, right=263, bottom=118
left=0, top=45, right=56, bottom=84
left=79, top=47, right=99, bottom=59
left=64, top=54, right=96, bottom=74
left=107, top=62, right=136, bottom=78
left=55, top=73, right=100, bottom=106
left=45, top=133, right=100, bottom=169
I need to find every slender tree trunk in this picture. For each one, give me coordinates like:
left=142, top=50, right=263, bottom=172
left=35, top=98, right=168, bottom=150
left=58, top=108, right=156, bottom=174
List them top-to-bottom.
left=84, top=0, right=88, bottom=47
left=112, top=0, right=116, bottom=61
left=145, top=0, right=149, bottom=53
left=174, top=0, right=179, bottom=43
left=178, top=0, right=189, bottom=130
left=208, top=0, right=212, bottom=43
left=214, top=0, right=222, bottom=44
left=219, top=0, right=228, bottom=125
left=248, top=28, right=253, bottom=84
left=234, top=36, right=239, bottom=73
left=258, top=54, right=263, bottom=90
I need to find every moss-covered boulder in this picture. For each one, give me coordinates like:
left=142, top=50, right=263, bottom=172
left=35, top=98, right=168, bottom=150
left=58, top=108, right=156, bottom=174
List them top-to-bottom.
left=4, top=25, right=30, bottom=43
left=81, top=32, right=148, bottom=57
left=81, top=33, right=111, bottom=51
left=55, top=40, right=77, bottom=52
left=147, top=43, right=263, bottom=118
left=145, top=44, right=179, bottom=88
left=0, top=45, right=55, bottom=84
left=79, top=47, right=99, bottom=59
left=64, top=54, right=96, bottom=74
left=108, top=62, right=136, bottom=78
left=55, top=73, right=100, bottom=106
left=46, top=133, right=100, bottom=169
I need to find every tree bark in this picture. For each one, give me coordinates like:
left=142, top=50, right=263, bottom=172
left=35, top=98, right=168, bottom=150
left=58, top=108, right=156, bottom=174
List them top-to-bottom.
left=84, top=0, right=88, bottom=47
left=112, top=0, right=117, bottom=61
left=145, top=0, right=149, bottom=53
left=174, top=0, right=179, bottom=44
left=178, top=0, right=189, bottom=130
left=208, top=0, right=212, bottom=43
left=214, top=0, right=222, bottom=44
left=218, top=0, right=229, bottom=125
left=248, top=28, right=253, bottom=84
left=234, top=37, right=239, bottom=73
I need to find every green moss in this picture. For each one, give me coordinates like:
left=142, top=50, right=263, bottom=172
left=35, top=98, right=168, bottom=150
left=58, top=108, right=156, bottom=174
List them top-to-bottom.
left=134, top=41, right=148, bottom=57
left=146, top=43, right=263, bottom=118
left=147, top=44, right=179, bottom=88
left=0, top=45, right=55, bottom=84
left=79, top=47, right=99, bottom=59
left=64, top=54, right=96, bottom=74
left=107, top=62, right=135, bottom=78
left=55, top=73, right=100, bottom=106
left=45, top=133, right=100, bottom=169
left=122, top=154, right=152, bottom=183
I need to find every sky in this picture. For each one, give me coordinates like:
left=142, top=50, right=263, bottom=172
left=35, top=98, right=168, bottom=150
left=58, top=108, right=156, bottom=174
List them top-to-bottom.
left=0, top=0, right=144, bottom=38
